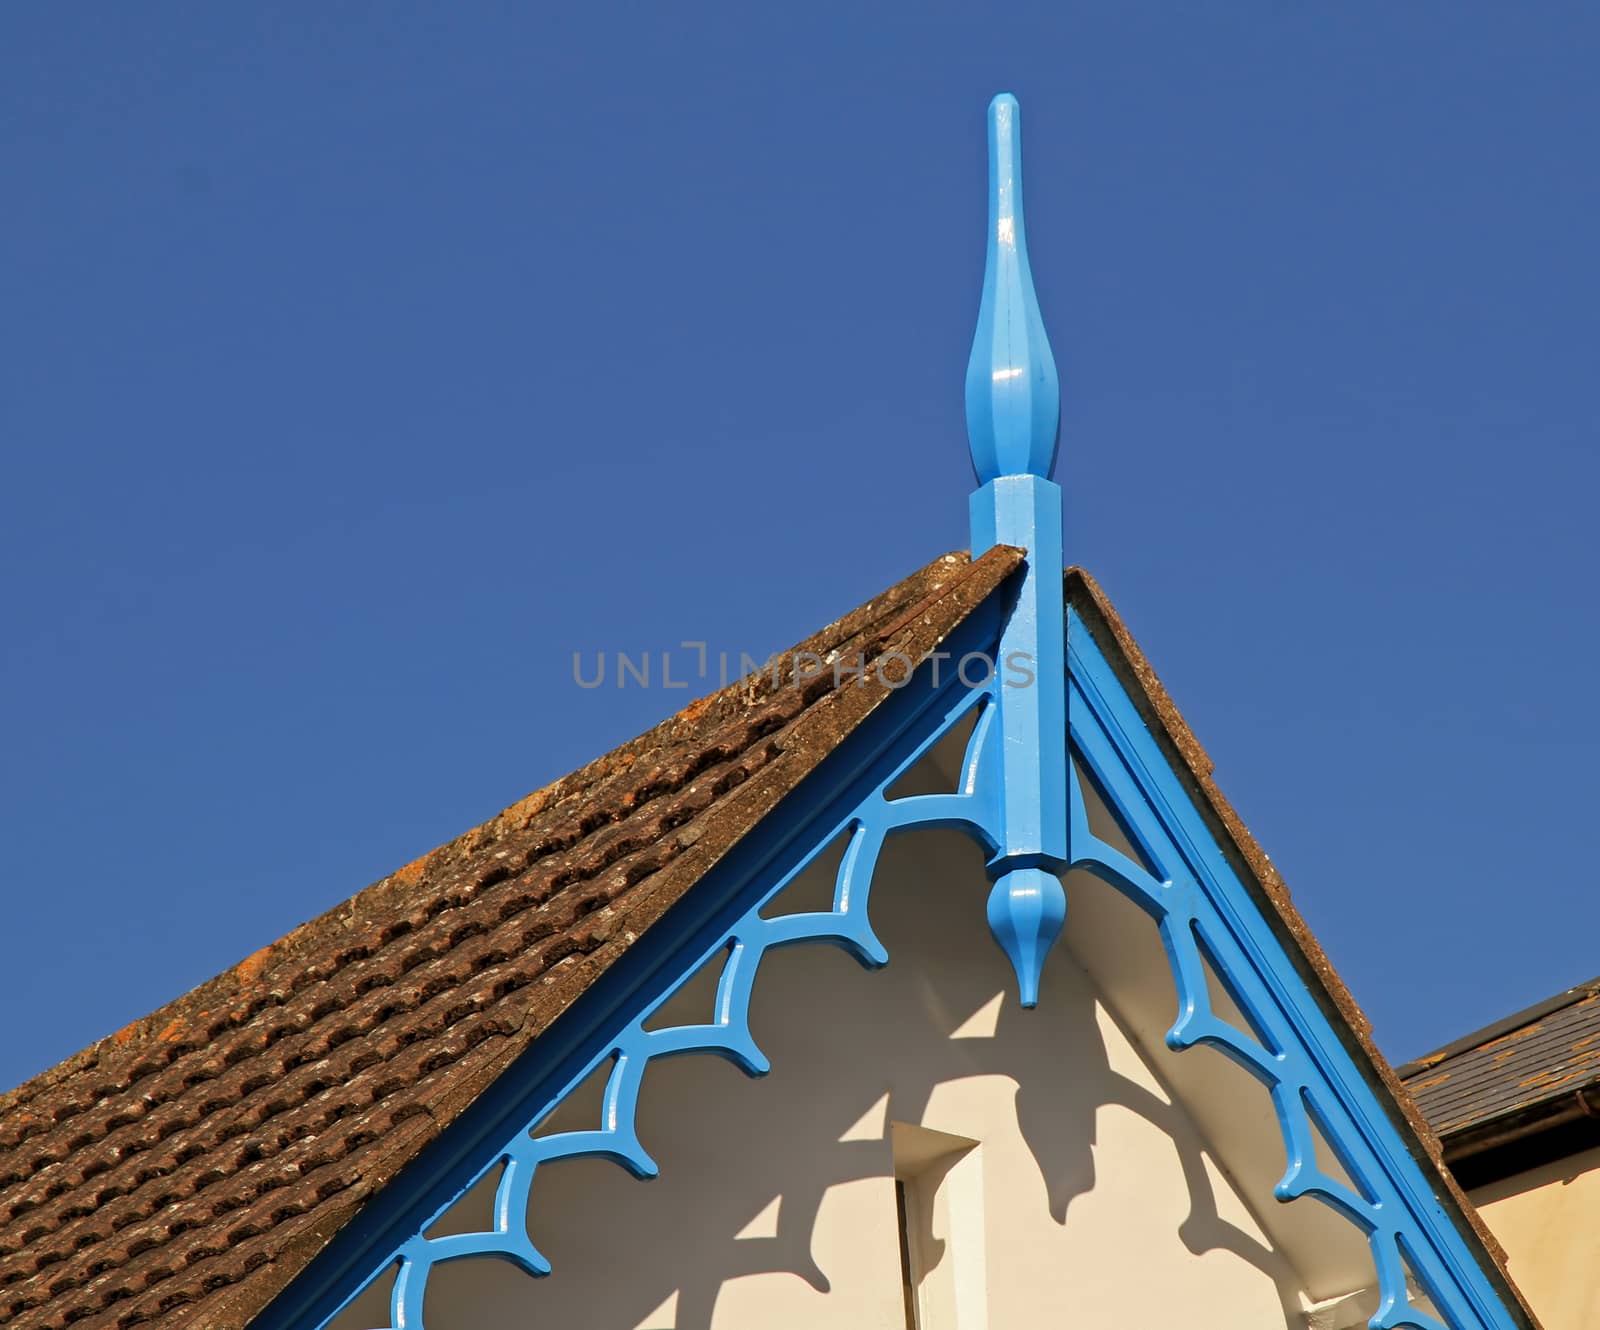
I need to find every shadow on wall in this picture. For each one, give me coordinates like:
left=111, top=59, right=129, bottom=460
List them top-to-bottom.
left=333, top=824, right=1301, bottom=1330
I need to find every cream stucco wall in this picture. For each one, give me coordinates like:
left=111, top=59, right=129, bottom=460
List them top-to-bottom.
left=334, top=817, right=1340, bottom=1329
left=1468, top=1144, right=1600, bottom=1330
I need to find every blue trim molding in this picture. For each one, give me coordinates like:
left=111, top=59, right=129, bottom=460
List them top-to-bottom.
left=274, top=604, right=1525, bottom=1330
left=1067, top=605, right=1517, bottom=1330
left=255, top=607, right=1012, bottom=1330
left=376, top=682, right=1003, bottom=1327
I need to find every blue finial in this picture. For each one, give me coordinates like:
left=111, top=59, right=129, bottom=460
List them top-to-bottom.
left=965, top=93, right=1060, bottom=484
left=966, top=93, right=1069, bottom=1009
left=987, top=866, right=1067, bottom=1008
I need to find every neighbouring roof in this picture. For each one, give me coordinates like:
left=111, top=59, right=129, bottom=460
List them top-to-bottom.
left=0, top=547, right=1023, bottom=1330
left=0, top=553, right=1539, bottom=1330
left=1400, top=976, right=1600, bottom=1169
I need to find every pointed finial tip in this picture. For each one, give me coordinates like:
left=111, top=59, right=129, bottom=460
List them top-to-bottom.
left=965, top=92, right=1060, bottom=485
left=987, top=867, right=1066, bottom=1009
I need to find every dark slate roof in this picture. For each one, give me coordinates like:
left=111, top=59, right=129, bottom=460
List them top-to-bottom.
left=0, top=547, right=1024, bottom=1330
left=1400, top=977, right=1600, bottom=1143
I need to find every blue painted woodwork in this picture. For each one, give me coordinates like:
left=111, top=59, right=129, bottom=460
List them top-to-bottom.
left=965, top=93, right=1060, bottom=485
left=966, top=93, right=1069, bottom=1007
left=260, top=94, right=1523, bottom=1330
left=286, top=604, right=1523, bottom=1330
left=256, top=607, right=1012, bottom=1330
left=1067, top=607, right=1516, bottom=1330
left=374, top=681, right=1003, bottom=1327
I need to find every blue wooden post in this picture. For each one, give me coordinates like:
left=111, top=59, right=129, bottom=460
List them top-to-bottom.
left=966, top=94, right=1069, bottom=1007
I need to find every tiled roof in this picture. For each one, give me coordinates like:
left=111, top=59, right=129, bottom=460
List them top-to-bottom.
left=0, top=546, right=1024, bottom=1330
left=0, top=554, right=1539, bottom=1330
left=1400, top=978, right=1600, bottom=1142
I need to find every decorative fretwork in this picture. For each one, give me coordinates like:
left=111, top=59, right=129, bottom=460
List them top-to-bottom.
left=1067, top=612, right=1507, bottom=1330
left=329, top=639, right=1512, bottom=1330
left=358, top=685, right=1000, bottom=1330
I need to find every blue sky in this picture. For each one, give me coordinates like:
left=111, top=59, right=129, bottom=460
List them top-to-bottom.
left=2, top=4, right=1596, bottom=1092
